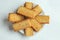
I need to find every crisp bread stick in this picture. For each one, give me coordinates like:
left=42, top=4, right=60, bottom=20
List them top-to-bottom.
left=24, top=2, right=33, bottom=9
left=32, top=5, right=42, bottom=14
left=17, top=6, right=38, bottom=18
left=8, top=13, right=24, bottom=23
left=35, top=15, right=49, bottom=24
left=13, top=19, right=31, bottom=31
left=30, top=19, right=43, bottom=32
left=24, top=27, right=33, bottom=36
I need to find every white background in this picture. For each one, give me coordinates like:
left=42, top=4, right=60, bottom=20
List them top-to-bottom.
left=0, top=0, right=60, bottom=40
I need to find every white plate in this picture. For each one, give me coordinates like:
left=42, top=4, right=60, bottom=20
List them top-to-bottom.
left=0, top=0, right=60, bottom=40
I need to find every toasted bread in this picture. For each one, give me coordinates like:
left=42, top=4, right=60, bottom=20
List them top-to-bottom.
left=24, top=2, right=33, bottom=9
left=32, top=5, right=42, bottom=14
left=17, top=6, right=39, bottom=18
left=8, top=13, right=24, bottom=23
left=35, top=15, right=49, bottom=24
left=13, top=19, right=31, bottom=31
left=30, top=19, right=43, bottom=32
left=24, top=27, right=33, bottom=36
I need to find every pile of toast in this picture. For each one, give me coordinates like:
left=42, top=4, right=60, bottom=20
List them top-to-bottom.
left=8, top=2, right=49, bottom=36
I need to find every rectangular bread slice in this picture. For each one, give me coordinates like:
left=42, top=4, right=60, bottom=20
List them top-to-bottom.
left=24, top=2, right=33, bottom=9
left=32, top=5, right=42, bottom=14
left=17, top=6, right=39, bottom=18
left=8, top=13, right=24, bottom=23
left=35, top=15, right=49, bottom=24
left=13, top=19, right=31, bottom=31
left=30, top=19, right=43, bottom=32
left=24, top=27, right=33, bottom=36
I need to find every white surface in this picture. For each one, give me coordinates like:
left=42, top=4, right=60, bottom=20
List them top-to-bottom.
left=0, top=0, right=60, bottom=40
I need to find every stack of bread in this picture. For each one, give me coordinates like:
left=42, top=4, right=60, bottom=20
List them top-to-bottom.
left=8, top=2, right=49, bottom=36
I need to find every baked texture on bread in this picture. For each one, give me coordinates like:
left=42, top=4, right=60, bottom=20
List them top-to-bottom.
left=24, top=2, right=33, bottom=9
left=32, top=5, right=42, bottom=14
left=17, top=6, right=39, bottom=18
left=8, top=13, right=24, bottom=23
left=35, top=15, right=49, bottom=24
left=13, top=19, right=31, bottom=31
left=30, top=19, right=43, bottom=32
left=24, top=27, right=33, bottom=36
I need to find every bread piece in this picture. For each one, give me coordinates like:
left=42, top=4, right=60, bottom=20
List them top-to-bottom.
left=24, top=2, right=33, bottom=9
left=32, top=5, right=42, bottom=14
left=17, top=6, right=38, bottom=18
left=8, top=13, right=24, bottom=23
left=35, top=15, right=49, bottom=24
left=13, top=19, right=31, bottom=31
left=30, top=19, right=43, bottom=32
left=24, top=27, right=33, bottom=36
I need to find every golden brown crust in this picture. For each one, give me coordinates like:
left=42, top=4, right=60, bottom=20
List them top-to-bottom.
left=7, top=2, right=49, bottom=36
left=24, top=2, right=33, bottom=9
left=32, top=5, right=42, bottom=14
left=17, top=6, right=39, bottom=18
left=8, top=13, right=24, bottom=23
left=35, top=15, right=49, bottom=24
left=13, top=19, right=31, bottom=31
left=30, top=19, right=43, bottom=32
left=24, top=27, right=33, bottom=36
